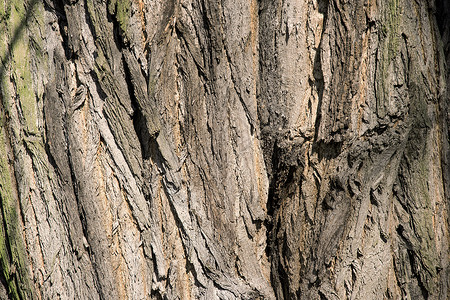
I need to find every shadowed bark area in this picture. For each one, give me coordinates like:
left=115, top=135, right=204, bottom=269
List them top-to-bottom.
left=0, top=0, right=448, bottom=299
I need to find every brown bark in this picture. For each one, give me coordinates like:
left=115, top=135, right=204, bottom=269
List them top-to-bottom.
left=0, top=0, right=448, bottom=299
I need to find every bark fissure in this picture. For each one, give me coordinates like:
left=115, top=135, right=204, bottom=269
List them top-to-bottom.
left=0, top=0, right=449, bottom=299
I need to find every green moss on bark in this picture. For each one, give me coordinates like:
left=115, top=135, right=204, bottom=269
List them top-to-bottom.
left=107, top=0, right=131, bottom=42
left=376, top=0, right=400, bottom=118
left=0, top=1, right=43, bottom=298
left=401, top=82, right=439, bottom=293
left=0, top=119, right=33, bottom=300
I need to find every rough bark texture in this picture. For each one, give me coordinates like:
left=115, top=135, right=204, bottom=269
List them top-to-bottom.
left=0, top=0, right=448, bottom=299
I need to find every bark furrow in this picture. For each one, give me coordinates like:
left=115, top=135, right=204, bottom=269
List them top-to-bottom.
left=0, top=0, right=448, bottom=299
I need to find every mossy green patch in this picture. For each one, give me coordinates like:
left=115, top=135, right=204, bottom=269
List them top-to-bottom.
left=7, top=0, right=39, bottom=135
left=107, top=0, right=131, bottom=41
left=116, top=0, right=131, bottom=35
left=376, top=0, right=400, bottom=118
left=387, top=0, right=400, bottom=57
left=0, top=1, right=43, bottom=298
left=0, top=1, right=5, bottom=20
left=0, top=1, right=11, bottom=22
left=402, top=81, right=438, bottom=292
left=0, top=118, right=33, bottom=300
left=0, top=127, right=20, bottom=300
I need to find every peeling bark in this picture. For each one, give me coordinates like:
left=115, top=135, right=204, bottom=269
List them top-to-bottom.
left=0, top=0, right=448, bottom=299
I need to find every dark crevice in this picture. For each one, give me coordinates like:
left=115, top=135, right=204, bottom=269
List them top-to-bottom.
left=48, top=0, right=71, bottom=59
left=199, top=0, right=220, bottom=83
left=312, top=0, right=329, bottom=144
left=435, top=0, right=450, bottom=38
left=259, top=1, right=330, bottom=298
left=106, top=3, right=127, bottom=50
left=436, top=3, right=450, bottom=278
left=311, top=44, right=325, bottom=144
left=122, top=57, right=152, bottom=160
left=89, top=70, right=109, bottom=100
left=265, top=140, right=282, bottom=232
left=313, top=140, right=343, bottom=161
left=266, top=146, right=305, bottom=298
left=0, top=194, right=14, bottom=298
left=280, top=234, right=291, bottom=298
left=407, top=250, right=429, bottom=299
left=274, top=257, right=290, bottom=299
left=0, top=271, right=10, bottom=300
left=150, top=290, right=164, bottom=300
left=318, top=290, right=328, bottom=300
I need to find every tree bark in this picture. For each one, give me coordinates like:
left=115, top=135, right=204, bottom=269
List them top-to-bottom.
left=0, top=0, right=448, bottom=299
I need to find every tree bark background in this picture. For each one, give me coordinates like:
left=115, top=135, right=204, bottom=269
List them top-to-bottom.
left=0, top=0, right=448, bottom=299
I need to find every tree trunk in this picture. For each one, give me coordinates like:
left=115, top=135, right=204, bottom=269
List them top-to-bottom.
left=0, top=0, right=448, bottom=299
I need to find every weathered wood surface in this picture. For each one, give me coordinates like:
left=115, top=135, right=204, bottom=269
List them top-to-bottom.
left=0, top=0, right=448, bottom=299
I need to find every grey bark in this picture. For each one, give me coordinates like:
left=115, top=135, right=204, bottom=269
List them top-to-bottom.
left=0, top=0, right=448, bottom=299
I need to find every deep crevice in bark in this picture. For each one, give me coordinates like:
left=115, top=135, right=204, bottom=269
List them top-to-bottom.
left=0, top=0, right=449, bottom=298
left=49, top=0, right=71, bottom=59
left=312, top=0, right=328, bottom=144
left=436, top=0, right=450, bottom=38
left=106, top=1, right=127, bottom=50
left=123, top=57, right=151, bottom=160
left=0, top=195, right=13, bottom=298
left=407, top=250, right=430, bottom=299
left=0, top=270, right=10, bottom=300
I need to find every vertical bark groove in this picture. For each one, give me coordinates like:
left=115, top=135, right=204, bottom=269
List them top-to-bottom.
left=0, top=0, right=448, bottom=299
